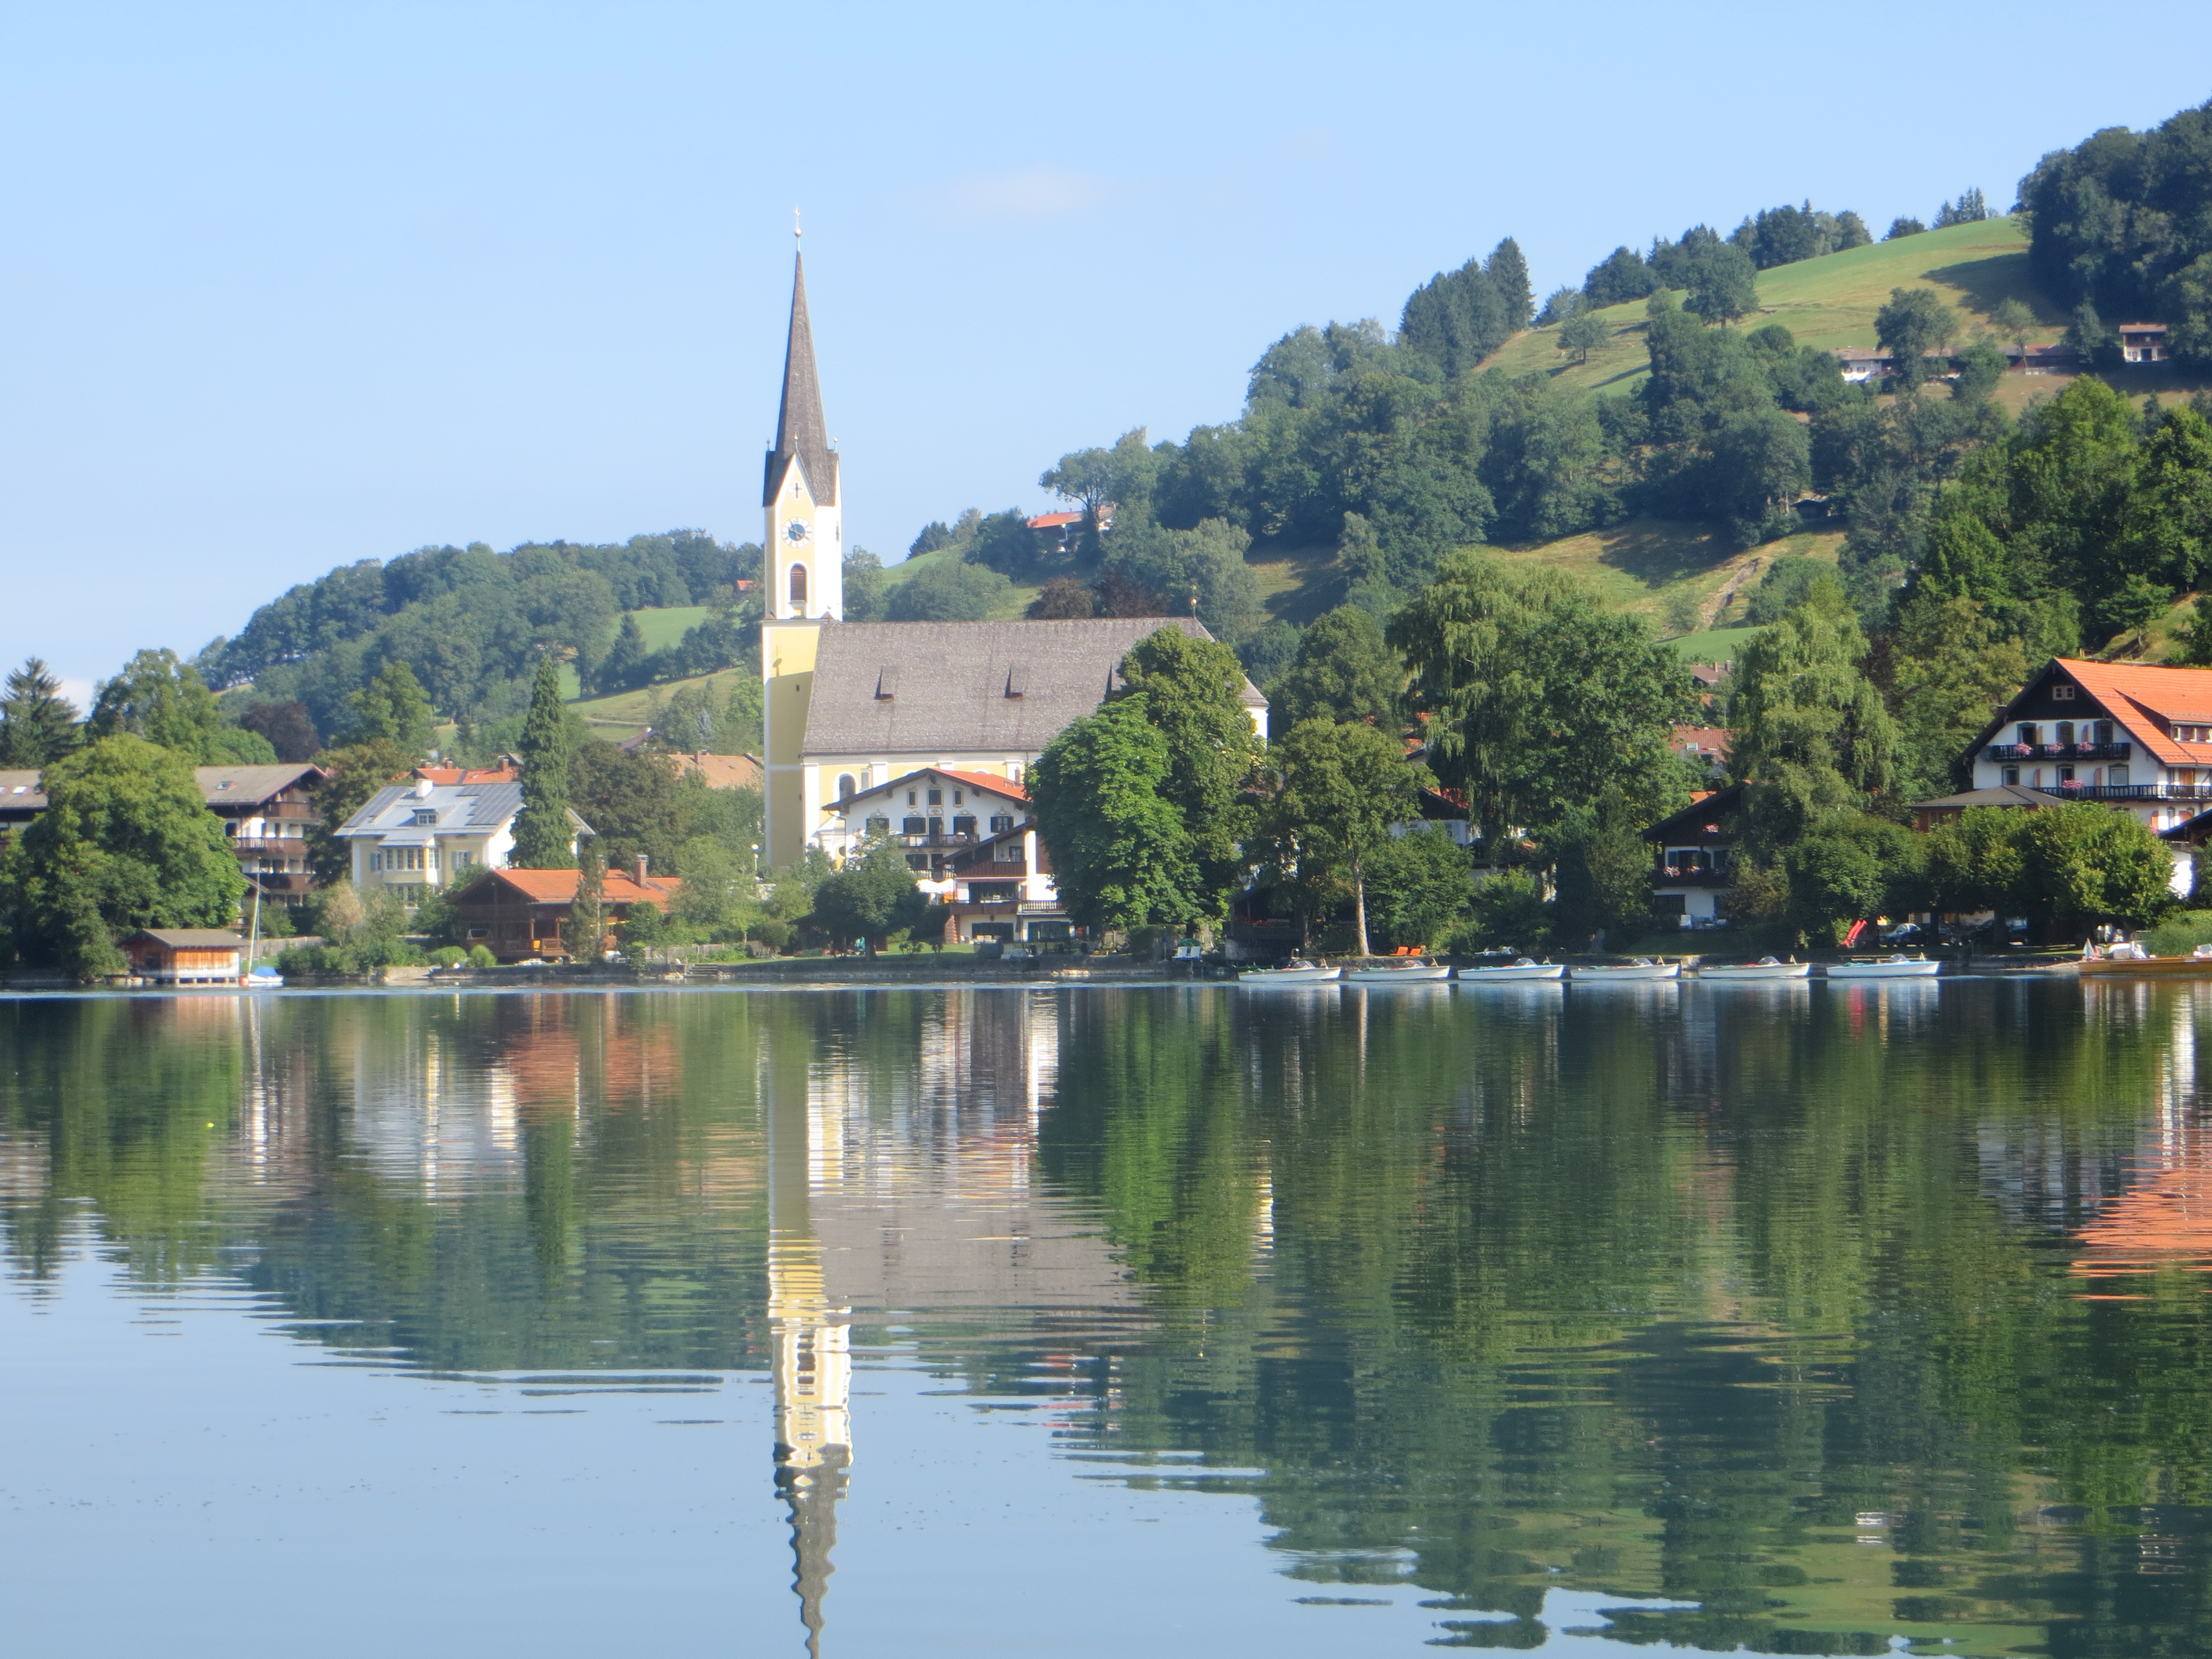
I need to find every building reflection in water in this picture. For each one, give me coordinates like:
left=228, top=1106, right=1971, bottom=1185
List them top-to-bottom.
left=2073, top=980, right=2212, bottom=1286
left=759, top=987, right=1120, bottom=1653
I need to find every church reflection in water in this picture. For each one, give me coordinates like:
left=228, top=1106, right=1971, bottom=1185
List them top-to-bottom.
left=759, top=988, right=1113, bottom=1652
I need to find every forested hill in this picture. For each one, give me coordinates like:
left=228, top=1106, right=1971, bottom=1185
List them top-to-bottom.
left=199, top=531, right=763, bottom=742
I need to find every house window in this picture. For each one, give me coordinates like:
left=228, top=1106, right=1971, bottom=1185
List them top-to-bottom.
left=789, top=563, right=808, bottom=606
left=2052, top=684, right=2076, bottom=701
left=2095, top=721, right=2114, bottom=744
left=2056, top=722, right=2074, bottom=747
left=2017, top=723, right=2038, bottom=745
left=2177, top=724, right=2212, bottom=743
left=2057, top=765, right=2075, bottom=784
left=2002, top=766, right=2020, bottom=785
left=2112, top=766, right=2130, bottom=786
left=838, top=774, right=857, bottom=800
left=927, top=789, right=942, bottom=806
left=952, top=790, right=963, bottom=805
left=907, top=791, right=917, bottom=806
left=412, top=808, right=438, bottom=826
left=952, top=815, right=976, bottom=837
left=989, top=815, right=1014, bottom=834
left=867, top=816, right=890, bottom=836
left=902, top=816, right=927, bottom=836
left=995, top=839, right=1023, bottom=862
left=453, top=851, right=474, bottom=870
left=371, top=852, right=383, bottom=872
left=906, top=854, right=928, bottom=871
left=971, top=882, right=1019, bottom=904
left=466, top=927, right=488, bottom=940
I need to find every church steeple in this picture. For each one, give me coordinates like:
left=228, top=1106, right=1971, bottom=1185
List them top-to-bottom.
left=764, top=250, right=838, bottom=510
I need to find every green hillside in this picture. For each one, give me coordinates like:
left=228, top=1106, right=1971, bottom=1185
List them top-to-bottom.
left=1486, top=217, right=2064, bottom=396
left=1245, top=518, right=1842, bottom=640
left=877, top=545, right=1044, bottom=619
left=571, top=667, right=754, bottom=742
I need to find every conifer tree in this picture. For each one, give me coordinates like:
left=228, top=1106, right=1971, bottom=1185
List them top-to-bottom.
left=510, top=655, right=577, bottom=869
left=0, top=657, right=82, bottom=766
left=564, top=843, right=604, bottom=961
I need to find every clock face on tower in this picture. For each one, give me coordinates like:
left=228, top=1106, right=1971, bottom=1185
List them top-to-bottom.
left=784, top=518, right=812, bottom=546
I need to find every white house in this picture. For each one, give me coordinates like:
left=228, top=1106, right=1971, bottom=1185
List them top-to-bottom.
left=1966, top=659, right=2212, bottom=834
left=333, top=776, right=591, bottom=895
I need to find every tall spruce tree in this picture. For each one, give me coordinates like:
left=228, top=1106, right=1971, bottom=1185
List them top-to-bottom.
left=510, top=655, right=578, bottom=869
left=0, top=657, right=82, bottom=766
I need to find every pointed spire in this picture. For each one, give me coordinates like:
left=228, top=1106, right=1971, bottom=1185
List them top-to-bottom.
left=765, top=243, right=837, bottom=508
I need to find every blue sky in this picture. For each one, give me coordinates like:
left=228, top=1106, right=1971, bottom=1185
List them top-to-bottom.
left=6, top=2, right=2212, bottom=698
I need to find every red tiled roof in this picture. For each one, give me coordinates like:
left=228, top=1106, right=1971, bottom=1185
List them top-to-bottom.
left=1026, top=511, right=1083, bottom=530
left=2047, top=659, right=2212, bottom=767
left=1671, top=725, right=1732, bottom=754
left=415, top=763, right=520, bottom=785
left=936, top=768, right=1027, bottom=802
left=479, top=868, right=681, bottom=910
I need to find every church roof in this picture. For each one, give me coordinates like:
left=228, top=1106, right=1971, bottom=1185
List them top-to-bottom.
left=763, top=251, right=838, bottom=508
left=799, top=617, right=1264, bottom=760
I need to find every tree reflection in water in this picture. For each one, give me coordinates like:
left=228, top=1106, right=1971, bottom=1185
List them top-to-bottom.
left=4, top=979, right=2212, bottom=1655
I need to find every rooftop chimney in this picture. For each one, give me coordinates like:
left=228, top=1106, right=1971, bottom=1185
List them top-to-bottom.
left=414, top=776, right=433, bottom=799
left=635, top=854, right=650, bottom=889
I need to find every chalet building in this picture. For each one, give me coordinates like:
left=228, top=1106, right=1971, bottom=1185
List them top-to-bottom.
left=2119, top=322, right=2169, bottom=364
left=1965, top=659, right=2212, bottom=833
left=201, top=763, right=326, bottom=907
left=3, top=764, right=325, bottom=907
left=335, top=775, right=593, bottom=896
left=1645, top=783, right=1741, bottom=929
left=940, top=820, right=1064, bottom=944
left=446, top=861, right=681, bottom=962
left=121, top=929, right=244, bottom=985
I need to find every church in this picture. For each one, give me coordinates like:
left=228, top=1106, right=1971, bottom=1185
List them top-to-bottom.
left=757, top=244, right=1266, bottom=872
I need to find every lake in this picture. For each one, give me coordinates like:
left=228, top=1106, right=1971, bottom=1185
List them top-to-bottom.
left=3, top=979, right=2209, bottom=1656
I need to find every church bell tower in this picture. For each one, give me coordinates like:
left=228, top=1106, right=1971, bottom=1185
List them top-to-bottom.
left=761, top=227, right=840, bottom=867
left=763, top=235, right=842, bottom=623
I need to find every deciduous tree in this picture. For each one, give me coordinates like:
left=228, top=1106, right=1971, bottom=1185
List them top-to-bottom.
left=1269, top=605, right=1399, bottom=728
left=1115, top=628, right=1262, bottom=919
left=1031, top=696, right=1201, bottom=930
left=1259, top=718, right=1427, bottom=957
left=0, top=734, right=245, bottom=978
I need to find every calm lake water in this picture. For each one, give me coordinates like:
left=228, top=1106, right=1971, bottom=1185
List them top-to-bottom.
left=4, top=980, right=2211, bottom=1656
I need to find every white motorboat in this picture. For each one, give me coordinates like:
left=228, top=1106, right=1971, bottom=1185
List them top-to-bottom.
left=1827, top=954, right=1942, bottom=979
left=1697, top=957, right=1811, bottom=981
left=1453, top=958, right=1566, bottom=983
left=1569, top=959, right=1681, bottom=982
left=1344, top=962, right=1453, bottom=983
left=1238, top=964, right=1343, bottom=985
left=245, top=967, right=285, bottom=990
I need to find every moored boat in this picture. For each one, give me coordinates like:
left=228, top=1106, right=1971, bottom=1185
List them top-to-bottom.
left=1827, top=954, right=1942, bottom=979
left=2077, top=954, right=2212, bottom=976
left=1697, top=957, right=1811, bottom=981
left=1453, top=958, right=1566, bottom=983
left=1569, top=959, right=1681, bottom=982
left=1344, top=962, right=1453, bottom=983
left=1238, top=964, right=1343, bottom=985
left=245, top=967, right=285, bottom=990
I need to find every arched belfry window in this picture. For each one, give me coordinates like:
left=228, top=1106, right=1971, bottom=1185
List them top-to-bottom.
left=788, top=563, right=808, bottom=607
left=837, top=774, right=857, bottom=801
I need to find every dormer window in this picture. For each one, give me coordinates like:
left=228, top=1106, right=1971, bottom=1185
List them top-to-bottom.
left=2177, top=724, right=2212, bottom=743
left=411, top=808, right=438, bottom=826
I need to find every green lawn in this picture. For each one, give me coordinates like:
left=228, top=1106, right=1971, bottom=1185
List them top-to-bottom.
left=629, top=606, right=713, bottom=650
left=1665, top=625, right=1766, bottom=663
